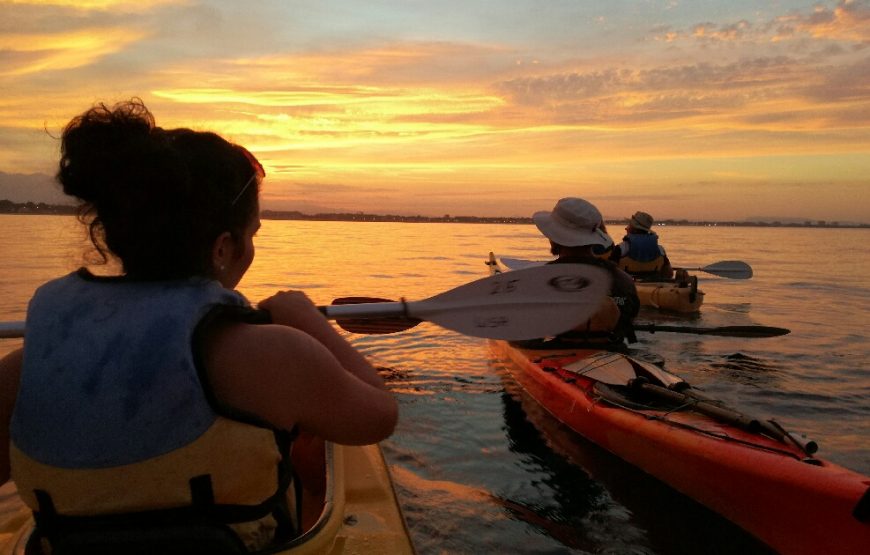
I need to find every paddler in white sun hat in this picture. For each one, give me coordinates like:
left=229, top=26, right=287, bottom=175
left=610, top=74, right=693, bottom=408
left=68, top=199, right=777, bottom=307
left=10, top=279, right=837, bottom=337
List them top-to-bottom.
left=532, top=197, right=639, bottom=344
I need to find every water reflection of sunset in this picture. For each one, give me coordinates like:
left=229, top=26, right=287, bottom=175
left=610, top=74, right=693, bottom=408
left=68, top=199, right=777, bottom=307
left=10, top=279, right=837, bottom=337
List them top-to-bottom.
left=0, top=1, right=868, bottom=222
left=0, top=214, right=868, bottom=553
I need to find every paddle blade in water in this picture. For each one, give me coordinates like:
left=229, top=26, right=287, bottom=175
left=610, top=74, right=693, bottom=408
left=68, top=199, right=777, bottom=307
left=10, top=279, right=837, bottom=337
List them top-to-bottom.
left=700, top=261, right=753, bottom=279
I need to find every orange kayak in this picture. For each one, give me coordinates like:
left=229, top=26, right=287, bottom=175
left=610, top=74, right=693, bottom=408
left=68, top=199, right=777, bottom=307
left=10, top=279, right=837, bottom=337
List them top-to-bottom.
left=490, top=341, right=870, bottom=555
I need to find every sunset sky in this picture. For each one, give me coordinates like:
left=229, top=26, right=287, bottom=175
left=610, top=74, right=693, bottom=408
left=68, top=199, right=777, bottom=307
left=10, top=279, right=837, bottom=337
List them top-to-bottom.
left=0, top=0, right=868, bottom=222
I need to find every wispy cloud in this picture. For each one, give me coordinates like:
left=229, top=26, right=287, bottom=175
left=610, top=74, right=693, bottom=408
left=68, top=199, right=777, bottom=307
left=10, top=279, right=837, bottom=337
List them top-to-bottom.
left=1, top=0, right=181, bottom=10
left=654, top=0, right=870, bottom=45
left=773, top=0, right=870, bottom=43
left=0, top=27, right=148, bottom=76
left=495, top=52, right=870, bottom=133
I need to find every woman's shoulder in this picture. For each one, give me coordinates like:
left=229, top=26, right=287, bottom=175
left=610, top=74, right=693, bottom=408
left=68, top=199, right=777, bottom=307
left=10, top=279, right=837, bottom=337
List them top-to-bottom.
left=207, top=320, right=319, bottom=363
left=199, top=321, right=325, bottom=416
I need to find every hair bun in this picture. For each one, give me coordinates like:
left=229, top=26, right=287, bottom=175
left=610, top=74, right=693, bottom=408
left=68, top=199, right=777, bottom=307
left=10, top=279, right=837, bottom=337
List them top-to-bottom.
left=56, top=98, right=262, bottom=280
left=57, top=99, right=157, bottom=203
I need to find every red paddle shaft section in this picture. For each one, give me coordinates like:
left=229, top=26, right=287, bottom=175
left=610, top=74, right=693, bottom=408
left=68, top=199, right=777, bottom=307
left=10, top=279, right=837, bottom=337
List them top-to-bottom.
left=329, top=297, right=421, bottom=334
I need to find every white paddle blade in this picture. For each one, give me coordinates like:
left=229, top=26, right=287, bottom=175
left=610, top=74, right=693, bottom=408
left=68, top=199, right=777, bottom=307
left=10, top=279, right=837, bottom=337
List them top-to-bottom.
left=499, top=257, right=547, bottom=270
left=702, top=260, right=753, bottom=279
left=411, top=264, right=612, bottom=340
left=3, top=265, right=611, bottom=341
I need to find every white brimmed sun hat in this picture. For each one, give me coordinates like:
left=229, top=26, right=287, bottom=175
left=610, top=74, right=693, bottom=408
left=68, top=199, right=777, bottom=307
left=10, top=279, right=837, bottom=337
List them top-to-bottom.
left=533, top=197, right=613, bottom=248
left=629, top=211, right=654, bottom=232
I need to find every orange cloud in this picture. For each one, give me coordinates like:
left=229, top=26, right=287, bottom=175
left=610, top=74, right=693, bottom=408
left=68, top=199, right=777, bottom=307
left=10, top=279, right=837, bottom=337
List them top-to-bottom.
left=1, top=0, right=181, bottom=9
left=776, top=0, right=870, bottom=42
left=658, top=1, right=869, bottom=45
left=0, top=27, right=148, bottom=76
left=130, top=31, right=868, bottom=221
left=223, top=41, right=514, bottom=88
left=152, top=87, right=502, bottom=114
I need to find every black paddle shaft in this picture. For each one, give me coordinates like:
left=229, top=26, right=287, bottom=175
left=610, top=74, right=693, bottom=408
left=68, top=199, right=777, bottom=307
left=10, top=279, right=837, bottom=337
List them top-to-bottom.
left=633, top=324, right=790, bottom=338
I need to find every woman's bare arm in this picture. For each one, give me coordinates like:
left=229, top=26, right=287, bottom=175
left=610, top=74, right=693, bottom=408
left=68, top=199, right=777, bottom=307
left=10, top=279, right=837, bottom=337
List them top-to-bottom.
left=258, top=290, right=387, bottom=389
left=204, top=322, right=398, bottom=445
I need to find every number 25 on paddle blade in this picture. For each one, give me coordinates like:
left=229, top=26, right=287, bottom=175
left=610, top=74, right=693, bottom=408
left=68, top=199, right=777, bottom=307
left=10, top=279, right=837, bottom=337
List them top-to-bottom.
left=490, top=278, right=518, bottom=295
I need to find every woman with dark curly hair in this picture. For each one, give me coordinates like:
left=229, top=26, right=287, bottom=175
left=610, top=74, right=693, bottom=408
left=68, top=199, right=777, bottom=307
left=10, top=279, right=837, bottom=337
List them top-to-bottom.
left=0, top=99, right=398, bottom=552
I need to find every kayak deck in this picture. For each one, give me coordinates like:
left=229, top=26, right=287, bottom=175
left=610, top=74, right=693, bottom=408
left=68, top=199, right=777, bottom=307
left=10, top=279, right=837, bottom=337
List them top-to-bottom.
left=490, top=340, right=870, bottom=555
left=0, top=442, right=414, bottom=555
left=290, top=442, right=414, bottom=555
left=0, top=483, right=29, bottom=555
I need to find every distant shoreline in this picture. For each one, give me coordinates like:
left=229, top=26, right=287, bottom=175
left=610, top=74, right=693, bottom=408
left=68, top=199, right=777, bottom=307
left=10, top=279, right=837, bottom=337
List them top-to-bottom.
left=1, top=200, right=866, bottom=229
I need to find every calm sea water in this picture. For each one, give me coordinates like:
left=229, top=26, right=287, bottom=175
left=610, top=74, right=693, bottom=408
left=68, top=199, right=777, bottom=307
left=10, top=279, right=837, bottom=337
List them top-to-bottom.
left=1, top=214, right=868, bottom=554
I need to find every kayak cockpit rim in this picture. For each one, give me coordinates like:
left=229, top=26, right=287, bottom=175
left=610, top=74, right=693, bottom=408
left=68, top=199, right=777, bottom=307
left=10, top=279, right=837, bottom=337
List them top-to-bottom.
left=273, top=441, right=339, bottom=552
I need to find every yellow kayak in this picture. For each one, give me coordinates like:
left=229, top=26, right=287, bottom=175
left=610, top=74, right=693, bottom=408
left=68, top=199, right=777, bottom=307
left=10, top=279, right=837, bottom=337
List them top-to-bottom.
left=635, top=261, right=756, bottom=313
left=635, top=275, right=704, bottom=313
left=0, top=442, right=414, bottom=555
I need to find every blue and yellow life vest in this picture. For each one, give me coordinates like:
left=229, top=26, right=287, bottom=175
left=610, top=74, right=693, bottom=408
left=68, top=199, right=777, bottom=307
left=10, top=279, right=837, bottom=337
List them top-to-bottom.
left=616, top=233, right=666, bottom=274
left=592, top=243, right=614, bottom=261
left=547, top=256, right=639, bottom=345
left=11, top=270, right=295, bottom=552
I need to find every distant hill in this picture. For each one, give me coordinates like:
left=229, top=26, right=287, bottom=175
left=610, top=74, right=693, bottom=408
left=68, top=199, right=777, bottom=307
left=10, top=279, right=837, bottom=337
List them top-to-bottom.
left=0, top=171, right=71, bottom=205
left=0, top=172, right=865, bottom=227
left=744, top=215, right=862, bottom=226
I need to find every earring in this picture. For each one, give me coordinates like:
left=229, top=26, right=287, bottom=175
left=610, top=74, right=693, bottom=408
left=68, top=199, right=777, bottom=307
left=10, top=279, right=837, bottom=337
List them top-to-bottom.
left=219, top=265, right=226, bottom=273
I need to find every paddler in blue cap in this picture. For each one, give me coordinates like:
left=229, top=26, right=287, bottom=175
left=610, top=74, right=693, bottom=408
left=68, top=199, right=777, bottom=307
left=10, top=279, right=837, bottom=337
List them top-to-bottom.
left=610, top=210, right=676, bottom=281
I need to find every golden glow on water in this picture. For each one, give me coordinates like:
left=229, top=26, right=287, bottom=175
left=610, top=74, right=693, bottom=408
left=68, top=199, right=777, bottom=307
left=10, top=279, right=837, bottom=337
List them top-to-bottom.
left=1, top=215, right=868, bottom=553
left=238, top=220, right=510, bottom=306
left=389, top=465, right=492, bottom=504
